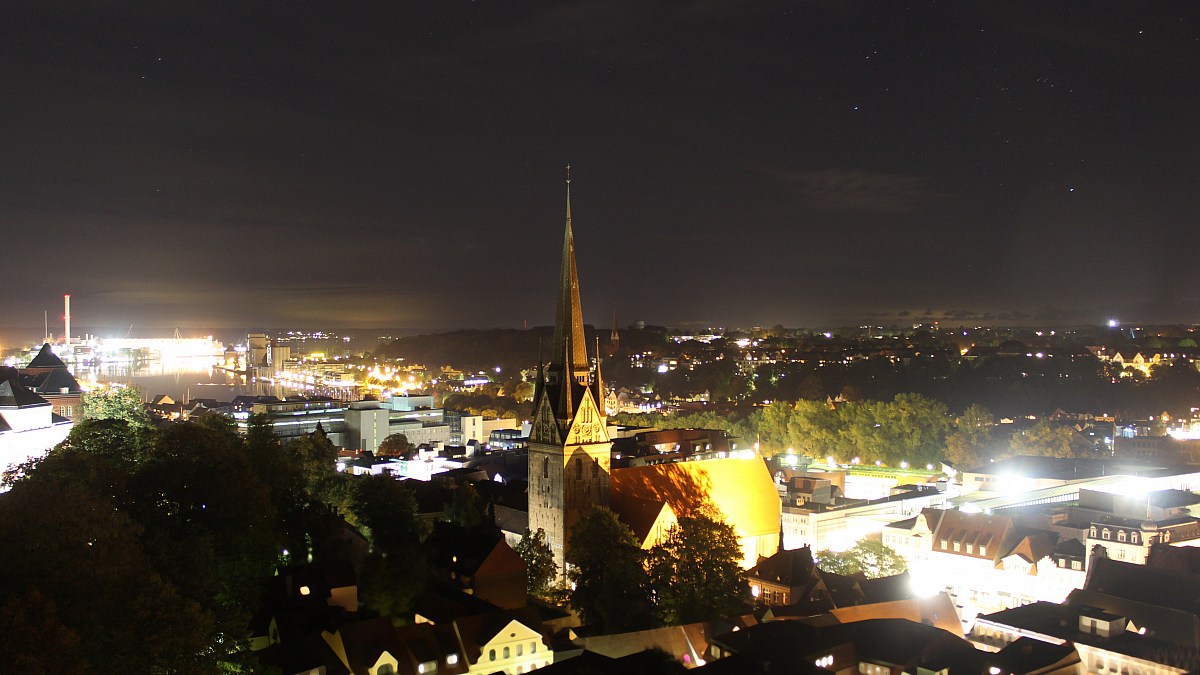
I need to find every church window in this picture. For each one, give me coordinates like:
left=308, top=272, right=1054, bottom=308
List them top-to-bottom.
left=542, top=457, right=549, bottom=479
left=575, top=457, right=583, bottom=480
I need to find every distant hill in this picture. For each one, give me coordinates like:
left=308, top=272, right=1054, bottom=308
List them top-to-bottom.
left=374, top=325, right=669, bottom=373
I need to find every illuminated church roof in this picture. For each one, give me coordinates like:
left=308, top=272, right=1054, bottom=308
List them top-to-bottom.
left=610, top=458, right=781, bottom=538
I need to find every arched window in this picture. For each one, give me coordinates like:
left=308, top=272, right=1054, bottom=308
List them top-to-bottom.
left=542, top=457, right=549, bottom=479
left=575, top=457, right=583, bottom=480
left=1102, top=529, right=1111, bottom=540
left=1118, top=530, right=1127, bottom=542
left=1131, top=532, right=1139, bottom=544
left=504, top=646, right=511, bottom=659
left=489, top=649, right=496, bottom=661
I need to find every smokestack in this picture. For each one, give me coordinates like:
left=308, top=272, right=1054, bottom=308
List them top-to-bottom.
left=64, top=294, right=71, bottom=345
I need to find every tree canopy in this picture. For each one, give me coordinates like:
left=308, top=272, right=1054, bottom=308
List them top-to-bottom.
left=0, top=416, right=351, bottom=672
left=568, top=508, right=656, bottom=632
left=648, top=512, right=750, bottom=624
left=515, top=528, right=558, bottom=600
left=815, top=539, right=908, bottom=579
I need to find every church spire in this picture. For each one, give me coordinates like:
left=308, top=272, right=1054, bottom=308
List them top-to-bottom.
left=553, top=165, right=589, bottom=374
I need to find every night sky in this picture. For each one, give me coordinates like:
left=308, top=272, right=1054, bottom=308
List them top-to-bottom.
left=4, top=1, right=1198, bottom=336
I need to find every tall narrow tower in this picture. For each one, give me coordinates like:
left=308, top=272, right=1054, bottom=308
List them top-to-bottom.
left=527, top=169, right=612, bottom=575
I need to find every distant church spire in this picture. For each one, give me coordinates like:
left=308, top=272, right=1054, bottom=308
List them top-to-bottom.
left=553, top=164, right=589, bottom=375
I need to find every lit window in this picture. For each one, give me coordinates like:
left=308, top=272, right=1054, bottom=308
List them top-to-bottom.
left=979, top=546, right=986, bottom=556
left=1072, top=560, right=1082, bottom=571
left=299, top=585, right=311, bottom=596
left=447, top=654, right=459, bottom=666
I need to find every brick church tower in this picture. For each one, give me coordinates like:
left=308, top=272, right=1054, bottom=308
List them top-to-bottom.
left=527, top=170, right=612, bottom=575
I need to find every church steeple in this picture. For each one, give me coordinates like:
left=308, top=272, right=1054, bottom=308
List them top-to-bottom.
left=553, top=166, right=589, bottom=377
left=527, top=168, right=613, bottom=578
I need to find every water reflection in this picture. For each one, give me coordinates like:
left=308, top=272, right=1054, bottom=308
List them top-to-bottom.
left=73, top=358, right=298, bottom=402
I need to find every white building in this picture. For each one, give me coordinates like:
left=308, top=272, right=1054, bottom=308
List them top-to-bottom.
left=0, top=379, right=73, bottom=480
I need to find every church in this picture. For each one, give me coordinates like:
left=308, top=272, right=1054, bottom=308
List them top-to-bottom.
left=525, top=174, right=780, bottom=574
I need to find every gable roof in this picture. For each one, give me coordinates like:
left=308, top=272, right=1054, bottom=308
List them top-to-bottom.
left=22, top=367, right=83, bottom=395
left=0, top=379, right=49, bottom=408
left=609, top=492, right=674, bottom=547
left=931, top=509, right=1014, bottom=562
left=1003, top=531, right=1059, bottom=565
left=748, top=546, right=818, bottom=588
left=323, top=616, right=405, bottom=675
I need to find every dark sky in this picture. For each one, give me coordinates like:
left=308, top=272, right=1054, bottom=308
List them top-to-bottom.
left=3, top=1, right=1198, bottom=336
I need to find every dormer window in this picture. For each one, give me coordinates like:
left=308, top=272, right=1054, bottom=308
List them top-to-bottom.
left=1090, top=526, right=1097, bottom=538
left=1102, top=529, right=1111, bottom=540
left=1118, top=530, right=1127, bottom=542
left=1131, top=532, right=1139, bottom=544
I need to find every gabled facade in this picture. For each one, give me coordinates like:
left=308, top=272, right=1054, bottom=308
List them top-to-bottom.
left=527, top=174, right=612, bottom=574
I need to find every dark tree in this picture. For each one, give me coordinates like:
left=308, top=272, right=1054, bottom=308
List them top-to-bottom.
left=378, top=432, right=414, bottom=457
left=568, top=508, right=656, bottom=631
left=648, top=512, right=750, bottom=624
left=515, top=528, right=557, bottom=599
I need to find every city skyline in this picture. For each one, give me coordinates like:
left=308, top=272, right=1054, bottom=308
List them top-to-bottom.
left=4, top=2, right=1199, bottom=332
